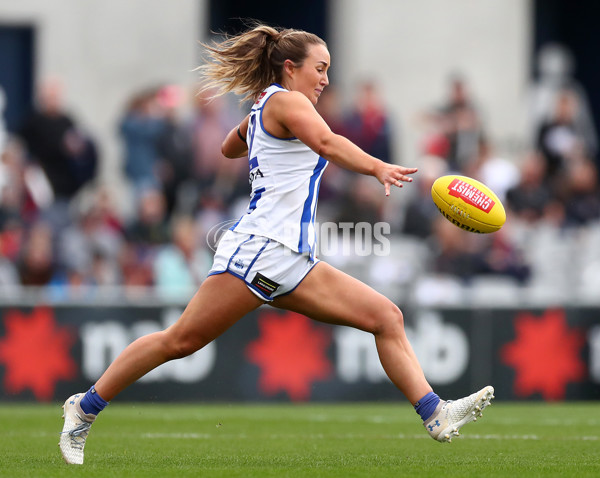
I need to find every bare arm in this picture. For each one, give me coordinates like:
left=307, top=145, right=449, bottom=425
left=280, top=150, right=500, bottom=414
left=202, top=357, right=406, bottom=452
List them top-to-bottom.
left=270, top=91, right=417, bottom=196
left=221, top=115, right=250, bottom=159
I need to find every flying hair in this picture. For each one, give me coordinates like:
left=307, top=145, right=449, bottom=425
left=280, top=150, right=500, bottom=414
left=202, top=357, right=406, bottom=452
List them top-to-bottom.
left=197, top=23, right=327, bottom=102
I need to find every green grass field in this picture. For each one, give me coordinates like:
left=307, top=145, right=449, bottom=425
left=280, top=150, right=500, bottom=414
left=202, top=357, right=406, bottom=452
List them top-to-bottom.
left=1, top=401, right=599, bottom=477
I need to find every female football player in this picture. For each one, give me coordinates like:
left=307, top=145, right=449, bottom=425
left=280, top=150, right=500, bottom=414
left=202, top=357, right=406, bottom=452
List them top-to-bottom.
left=60, top=24, right=493, bottom=465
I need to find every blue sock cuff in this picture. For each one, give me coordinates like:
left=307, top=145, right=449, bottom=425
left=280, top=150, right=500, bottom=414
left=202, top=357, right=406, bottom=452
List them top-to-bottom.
left=79, top=385, right=109, bottom=416
left=414, top=392, right=440, bottom=422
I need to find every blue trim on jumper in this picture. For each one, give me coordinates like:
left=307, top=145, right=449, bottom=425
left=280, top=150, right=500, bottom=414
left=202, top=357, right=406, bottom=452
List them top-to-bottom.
left=259, top=89, right=297, bottom=141
left=247, top=113, right=257, bottom=157
left=298, top=156, right=328, bottom=253
left=309, top=156, right=328, bottom=258
left=248, top=187, right=265, bottom=212
left=230, top=217, right=242, bottom=231
left=226, top=234, right=254, bottom=271
left=243, top=238, right=271, bottom=279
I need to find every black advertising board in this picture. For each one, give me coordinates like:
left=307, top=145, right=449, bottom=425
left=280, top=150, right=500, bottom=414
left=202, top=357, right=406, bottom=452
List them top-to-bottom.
left=0, top=303, right=598, bottom=402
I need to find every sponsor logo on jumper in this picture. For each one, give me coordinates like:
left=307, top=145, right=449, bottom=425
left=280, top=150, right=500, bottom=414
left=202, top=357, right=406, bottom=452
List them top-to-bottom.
left=255, top=92, right=267, bottom=104
left=248, top=156, right=264, bottom=184
left=249, top=168, right=264, bottom=184
left=447, top=179, right=495, bottom=213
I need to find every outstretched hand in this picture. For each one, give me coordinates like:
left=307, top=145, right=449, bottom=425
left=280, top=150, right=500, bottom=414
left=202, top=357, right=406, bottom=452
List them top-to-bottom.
left=374, top=162, right=419, bottom=196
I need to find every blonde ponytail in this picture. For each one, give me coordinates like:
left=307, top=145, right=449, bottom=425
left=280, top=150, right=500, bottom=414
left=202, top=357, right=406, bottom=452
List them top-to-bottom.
left=197, top=24, right=326, bottom=102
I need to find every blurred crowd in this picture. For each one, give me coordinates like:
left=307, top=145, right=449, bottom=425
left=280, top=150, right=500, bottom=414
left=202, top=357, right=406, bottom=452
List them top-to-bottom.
left=0, top=43, right=599, bottom=304
left=0, top=78, right=251, bottom=301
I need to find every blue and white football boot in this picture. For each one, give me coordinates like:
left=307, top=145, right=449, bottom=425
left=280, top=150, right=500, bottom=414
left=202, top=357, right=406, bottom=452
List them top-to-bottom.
left=424, top=386, right=494, bottom=442
left=59, top=393, right=96, bottom=464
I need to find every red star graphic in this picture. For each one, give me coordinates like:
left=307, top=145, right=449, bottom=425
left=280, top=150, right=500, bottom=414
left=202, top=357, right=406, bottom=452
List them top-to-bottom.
left=0, top=307, right=77, bottom=401
left=500, top=309, right=586, bottom=400
left=246, top=311, right=332, bottom=401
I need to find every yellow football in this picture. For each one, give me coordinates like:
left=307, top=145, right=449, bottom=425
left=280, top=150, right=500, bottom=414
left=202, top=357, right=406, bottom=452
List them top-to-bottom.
left=431, top=175, right=506, bottom=233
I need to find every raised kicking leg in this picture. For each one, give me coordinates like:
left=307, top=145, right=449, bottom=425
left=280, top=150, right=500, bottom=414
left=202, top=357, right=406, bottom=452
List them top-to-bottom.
left=271, top=261, right=494, bottom=442
left=272, top=261, right=431, bottom=403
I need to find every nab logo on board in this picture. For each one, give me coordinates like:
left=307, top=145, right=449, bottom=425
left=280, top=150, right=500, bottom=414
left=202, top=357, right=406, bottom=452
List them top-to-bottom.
left=80, top=308, right=216, bottom=383
left=334, top=311, right=469, bottom=385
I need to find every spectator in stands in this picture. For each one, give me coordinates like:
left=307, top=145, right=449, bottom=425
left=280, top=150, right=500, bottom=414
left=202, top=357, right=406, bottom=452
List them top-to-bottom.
left=527, top=43, right=597, bottom=158
left=438, top=74, right=484, bottom=172
left=19, top=78, right=98, bottom=230
left=316, top=79, right=393, bottom=226
left=344, top=80, right=394, bottom=163
left=155, top=85, right=196, bottom=217
left=315, top=85, right=347, bottom=136
left=0, top=86, right=7, bottom=157
left=314, top=86, right=353, bottom=212
left=536, top=87, right=594, bottom=181
left=119, top=88, right=166, bottom=198
left=189, top=90, right=246, bottom=209
left=418, top=109, right=452, bottom=162
left=465, top=136, right=520, bottom=203
left=0, top=138, right=54, bottom=225
left=0, top=139, right=28, bottom=227
left=0, top=141, right=30, bottom=266
left=0, top=143, right=21, bottom=292
left=505, top=151, right=559, bottom=224
left=401, top=155, right=449, bottom=238
left=559, top=155, right=600, bottom=227
left=334, top=175, right=385, bottom=226
left=86, top=186, right=124, bottom=234
left=119, top=187, right=165, bottom=297
left=125, top=187, right=170, bottom=247
left=57, top=188, right=124, bottom=285
left=153, top=215, right=211, bottom=301
left=0, top=216, right=24, bottom=265
left=430, top=216, right=530, bottom=283
left=430, top=217, right=489, bottom=281
left=17, top=220, right=56, bottom=286
left=480, top=228, right=531, bottom=283
left=117, top=239, right=154, bottom=298
left=89, top=249, right=122, bottom=289
left=0, top=250, right=19, bottom=294
left=47, top=264, right=96, bottom=301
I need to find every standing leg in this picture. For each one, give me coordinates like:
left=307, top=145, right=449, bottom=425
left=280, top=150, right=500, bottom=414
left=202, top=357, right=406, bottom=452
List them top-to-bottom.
left=60, top=273, right=263, bottom=464
left=95, top=273, right=264, bottom=400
